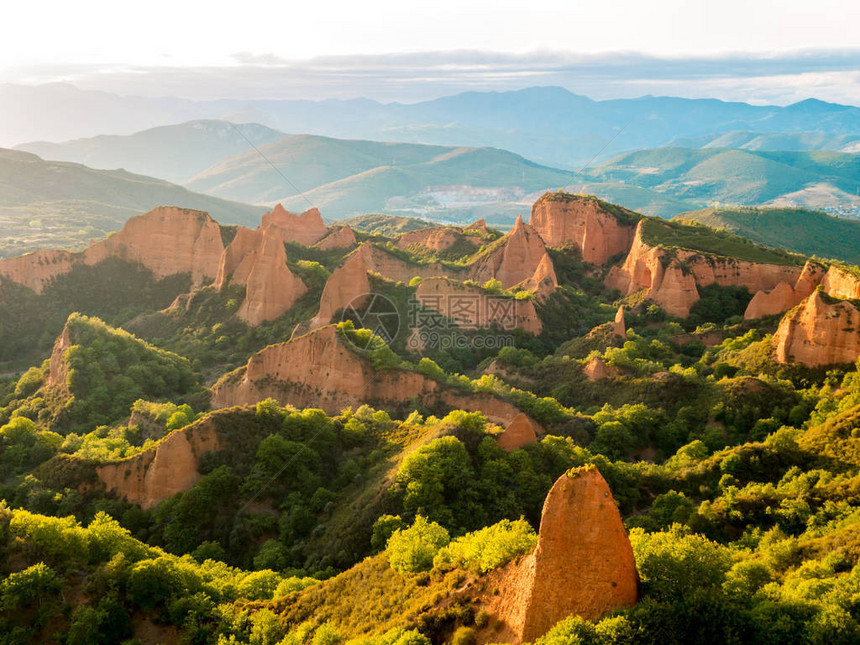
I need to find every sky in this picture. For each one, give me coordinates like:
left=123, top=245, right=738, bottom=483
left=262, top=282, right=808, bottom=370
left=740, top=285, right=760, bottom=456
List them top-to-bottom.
left=3, top=0, right=860, bottom=104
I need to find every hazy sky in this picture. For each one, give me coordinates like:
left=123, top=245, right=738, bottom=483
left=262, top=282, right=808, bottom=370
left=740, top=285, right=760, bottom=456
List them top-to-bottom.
left=3, top=0, right=860, bottom=104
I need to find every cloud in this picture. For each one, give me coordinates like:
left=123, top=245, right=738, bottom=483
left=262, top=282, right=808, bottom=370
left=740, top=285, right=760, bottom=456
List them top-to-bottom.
left=4, top=49, right=860, bottom=105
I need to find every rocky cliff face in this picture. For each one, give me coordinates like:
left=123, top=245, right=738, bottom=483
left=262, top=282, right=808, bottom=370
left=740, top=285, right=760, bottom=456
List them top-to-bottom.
left=529, top=193, right=638, bottom=265
left=261, top=204, right=328, bottom=246
left=0, top=206, right=225, bottom=293
left=85, top=206, right=225, bottom=286
left=471, top=216, right=551, bottom=289
left=606, top=221, right=804, bottom=318
left=316, top=225, right=357, bottom=250
left=215, top=226, right=262, bottom=290
left=236, top=229, right=308, bottom=325
left=313, top=243, right=459, bottom=327
left=0, top=249, right=79, bottom=294
left=519, top=252, right=558, bottom=301
left=744, top=261, right=826, bottom=319
left=821, top=265, right=860, bottom=300
left=415, top=278, right=542, bottom=335
left=773, top=290, right=860, bottom=367
left=613, top=305, right=626, bottom=338
left=46, top=322, right=74, bottom=391
left=211, top=325, right=520, bottom=424
left=497, top=413, right=542, bottom=451
left=96, top=419, right=220, bottom=509
left=484, top=466, right=639, bottom=643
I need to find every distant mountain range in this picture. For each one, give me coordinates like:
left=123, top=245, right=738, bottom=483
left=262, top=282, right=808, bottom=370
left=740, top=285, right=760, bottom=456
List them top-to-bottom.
left=6, top=84, right=860, bottom=169
left=0, top=148, right=260, bottom=258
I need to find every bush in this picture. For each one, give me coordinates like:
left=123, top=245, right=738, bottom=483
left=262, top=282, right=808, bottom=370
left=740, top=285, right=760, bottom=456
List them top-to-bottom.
left=387, top=515, right=450, bottom=574
left=433, top=519, right=537, bottom=573
left=0, top=563, right=61, bottom=609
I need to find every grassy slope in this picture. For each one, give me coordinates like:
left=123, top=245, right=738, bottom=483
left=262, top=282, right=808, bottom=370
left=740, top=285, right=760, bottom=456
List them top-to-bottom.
left=0, top=148, right=262, bottom=258
left=677, top=206, right=860, bottom=265
left=640, top=217, right=805, bottom=265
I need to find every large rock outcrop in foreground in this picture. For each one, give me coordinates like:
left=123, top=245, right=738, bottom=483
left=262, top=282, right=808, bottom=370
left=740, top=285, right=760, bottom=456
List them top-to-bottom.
left=530, top=193, right=639, bottom=265
left=0, top=206, right=225, bottom=293
left=606, top=220, right=803, bottom=318
left=415, top=278, right=542, bottom=335
left=773, top=290, right=860, bottom=367
left=211, top=325, right=521, bottom=424
left=96, top=417, right=220, bottom=509
left=485, top=466, right=639, bottom=643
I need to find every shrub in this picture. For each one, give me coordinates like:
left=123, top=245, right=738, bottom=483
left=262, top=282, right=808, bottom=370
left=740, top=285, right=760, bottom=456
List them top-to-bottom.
left=387, top=515, right=450, bottom=574
left=433, top=519, right=537, bottom=573
left=0, top=563, right=61, bottom=609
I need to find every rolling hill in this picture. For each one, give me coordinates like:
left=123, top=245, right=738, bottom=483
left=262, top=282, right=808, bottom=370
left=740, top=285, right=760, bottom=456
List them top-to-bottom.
left=17, top=120, right=285, bottom=184
left=183, top=135, right=576, bottom=221
left=583, top=147, right=860, bottom=215
left=0, top=148, right=261, bottom=258
left=676, top=206, right=860, bottom=265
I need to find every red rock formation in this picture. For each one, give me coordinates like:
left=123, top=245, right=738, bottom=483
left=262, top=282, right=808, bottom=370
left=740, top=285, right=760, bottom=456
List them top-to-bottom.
left=529, top=193, right=638, bottom=265
left=261, top=204, right=328, bottom=246
left=0, top=206, right=225, bottom=293
left=85, top=206, right=224, bottom=286
left=471, top=216, right=550, bottom=289
left=465, top=219, right=489, bottom=235
left=606, top=221, right=804, bottom=318
left=316, top=225, right=357, bottom=250
left=215, top=226, right=262, bottom=290
left=396, top=226, right=480, bottom=253
left=233, top=229, right=308, bottom=325
left=313, top=243, right=460, bottom=327
left=0, top=249, right=79, bottom=294
left=520, top=252, right=558, bottom=301
left=744, top=261, right=826, bottom=319
left=821, top=265, right=860, bottom=300
left=415, top=278, right=542, bottom=335
left=773, top=290, right=860, bottom=366
left=613, top=305, right=626, bottom=338
left=46, top=323, right=73, bottom=391
left=211, top=325, right=520, bottom=424
left=583, top=356, right=621, bottom=381
left=497, top=413, right=542, bottom=451
left=96, top=419, right=220, bottom=509
left=485, top=466, right=639, bottom=643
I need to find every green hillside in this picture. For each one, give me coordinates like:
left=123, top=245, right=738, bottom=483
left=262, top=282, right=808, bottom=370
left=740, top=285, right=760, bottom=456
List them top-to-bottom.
left=16, top=120, right=286, bottom=184
left=185, top=134, right=573, bottom=220
left=584, top=146, right=860, bottom=215
left=0, top=148, right=262, bottom=258
left=677, top=206, right=860, bottom=264
left=640, top=217, right=805, bottom=265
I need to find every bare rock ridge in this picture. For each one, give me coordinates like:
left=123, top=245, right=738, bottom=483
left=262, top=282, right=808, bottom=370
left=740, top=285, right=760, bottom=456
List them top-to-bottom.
left=530, top=193, right=639, bottom=265
left=261, top=204, right=328, bottom=246
left=0, top=206, right=225, bottom=294
left=471, top=216, right=550, bottom=289
left=606, top=220, right=803, bottom=318
left=316, top=225, right=357, bottom=250
left=234, top=229, right=308, bottom=325
left=745, top=261, right=827, bottom=319
left=414, top=278, right=542, bottom=335
left=773, top=290, right=860, bottom=367
left=46, top=323, right=74, bottom=391
left=211, top=325, right=521, bottom=424
left=497, top=413, right=542, bottom=451
left=96, top=418, right=221, bottom=510
left=485, top=466, right=639, bottom=643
